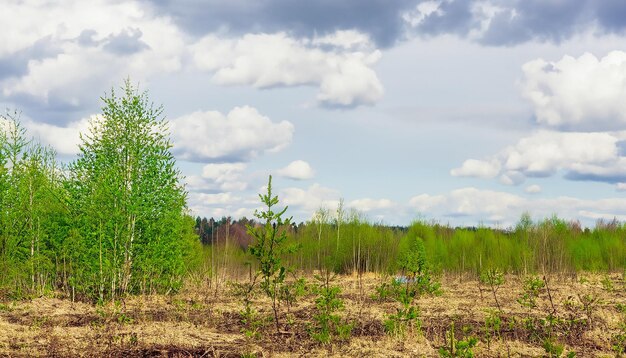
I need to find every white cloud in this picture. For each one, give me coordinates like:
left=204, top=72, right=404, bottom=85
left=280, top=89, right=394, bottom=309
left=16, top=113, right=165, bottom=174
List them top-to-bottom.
left=0, top=0, right=185, bottom=110
left=1, top=2, right=384, bottom=113
left=192, top=31, right=383, bottom=107
left=521, top=51, right=626, bottom=131
left=171, top=106, right=294, bottom=162
left=25, top=116, right=92, bottom=155
left=452, top=130, right=626, bottom=184
left=502, top=131, right=618, bottom=177
left=450, top=158, right=500, bottom=178
left=277, top=160, right=315, bottom=180
left=185, top=162, right=249, bottom=193
left=202, top=163, right=246, bottom=182
left=499, top=171, right=525, bottom=186
left=280, top=183, right=341, bottom=213
left=617, top=183, right=626, bottom=191
left=525, top=184, right=541, bottom=194
left=409, top=187, right=626, bottom=226
left=410, top=187, right=524, bottom=222
left=186, top=190, right=259, bottom=220
left=194, top=192, right=240, bottom=205
left=348, top=198, right=395, bottom=212
left=578, top=210, right=626, bottom=222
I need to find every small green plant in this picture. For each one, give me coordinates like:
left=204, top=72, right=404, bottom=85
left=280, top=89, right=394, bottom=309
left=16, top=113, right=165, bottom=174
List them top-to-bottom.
left=246, top=175, right=297, bottom=333
left=384, top=235, right=439, bottom=338
left=396, top=235, right=441, bottom=296
left=480, top=268, right=505, bottom=312
left=308, top=272, right=354, bottom=344
left=517, top=275, right=545, bottom=309
left=601, top=275, right=614, bottom=292
left=280, top=277, right=308, bottom=313
left=372, top=280, right=398, bottom=302
left=577, top=293, right=599, bottom=328
left=384, top=298, right=421, bottom=337
left=240, top=304, right=265, bottom=339
left=612, top=305, right=626, bottom=356
left=483, top=309, right=501, bottom=349
left=117, top=312, right=133, bottom=325
left=438, top=321, right=478, bottom=358
left=612, top=324, right=626, bottom=356
left=542, top=338, right=564, bottom=357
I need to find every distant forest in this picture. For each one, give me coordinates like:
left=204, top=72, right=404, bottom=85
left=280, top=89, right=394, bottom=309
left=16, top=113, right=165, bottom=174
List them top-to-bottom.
left=195, top=212, right=626, bottom=278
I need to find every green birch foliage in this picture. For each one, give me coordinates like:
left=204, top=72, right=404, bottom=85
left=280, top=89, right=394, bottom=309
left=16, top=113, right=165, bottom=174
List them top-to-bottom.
left=69, top=80, right=193, bottom=300
left=0, top=112, right=69, bottom=297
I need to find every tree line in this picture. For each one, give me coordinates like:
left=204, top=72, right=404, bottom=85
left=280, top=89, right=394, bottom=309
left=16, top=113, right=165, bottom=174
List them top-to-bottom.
left=199, top=209, right=626, bottom=280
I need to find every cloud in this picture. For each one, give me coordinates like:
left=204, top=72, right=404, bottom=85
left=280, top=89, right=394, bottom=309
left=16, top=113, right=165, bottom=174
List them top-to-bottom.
left=0, top=0, right=186, bottom=122
left=143, top=0, right=626, bottom=51
left=144, top=0, right=418, bottom=48
left=404, top=0, right=626, bottom=46
left=404, top=0, right=476, bottom=38
left=102, top=28, right=150, bottom=55
left=192, top=31, right=384, bottom=107
left=521, top=51, right=626, bottom=131
left=170, top=106, right=294, bottom=162
left=25, top=116, right=92, bottom=155
left=452, top=131, right=626, bottom=184
left=450, top=158, right=500, bottom=178
left=277, top=160, right=315, bottom=180
left=185, top=162, right=249, bottom=193
left=202, top=162, right=248, bottom=191
left=202, top=162, right=246, bottom=182
left=280, top=183, right=341, bottom=214
left=617, top=183, right=626, bottom=191
left=525, top=184, right=541, bottom=194
left=409, top=187, right=626, bottom=226
left=410, top=187, right=524, bottom=223
left=186, top=190, right=259, bottom=219
left=193, top=192, right=241, bottom=205
left=348, top=198, right=396, bottom=212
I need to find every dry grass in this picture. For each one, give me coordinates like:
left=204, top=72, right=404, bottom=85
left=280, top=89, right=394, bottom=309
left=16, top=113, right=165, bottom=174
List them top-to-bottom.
left=0, top=272, right=624, bottom=357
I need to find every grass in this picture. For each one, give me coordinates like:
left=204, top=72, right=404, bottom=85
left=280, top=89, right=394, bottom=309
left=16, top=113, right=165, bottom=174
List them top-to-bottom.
left=0, top=272, right=624, bottom=357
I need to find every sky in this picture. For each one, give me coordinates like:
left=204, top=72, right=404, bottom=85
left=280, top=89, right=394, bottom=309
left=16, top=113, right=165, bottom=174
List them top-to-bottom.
left=3, top=0, right=626, bottom=227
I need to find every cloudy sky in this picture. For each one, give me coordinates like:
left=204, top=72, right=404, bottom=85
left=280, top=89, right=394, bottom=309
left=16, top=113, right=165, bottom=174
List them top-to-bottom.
left=4, top=0, right=626, bottom=227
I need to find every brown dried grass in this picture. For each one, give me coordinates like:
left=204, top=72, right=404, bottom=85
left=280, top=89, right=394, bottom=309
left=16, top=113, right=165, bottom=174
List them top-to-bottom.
left=0, top=272, right=623, bottom=357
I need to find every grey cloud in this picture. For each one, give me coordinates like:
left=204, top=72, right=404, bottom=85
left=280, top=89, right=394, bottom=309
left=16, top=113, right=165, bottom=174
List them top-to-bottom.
left=144, top=0, right=419, bottom=47
left=145, top=0, right=626, bottom=48
left=411, top=0, right=626, bottom=46
left=415, top=0, right=477, bottom=38
left=479, top=0, right=590, bottom=46
left=595, top=0, right=626, bottom=33
left=103, top=28, right=150, bottom=55
left=76, top=29, right=100, bottom=47
left=0, top=36, right=60, bottom=80
left=5, top=92, right=94, bottom=124
left=618, top=141, right=626, bottom=156
left=564, top=171, right=626, bottom=184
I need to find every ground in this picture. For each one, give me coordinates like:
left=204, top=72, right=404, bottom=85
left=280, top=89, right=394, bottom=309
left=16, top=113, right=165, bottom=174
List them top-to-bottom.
left=0, top=272, right=624, bottom=357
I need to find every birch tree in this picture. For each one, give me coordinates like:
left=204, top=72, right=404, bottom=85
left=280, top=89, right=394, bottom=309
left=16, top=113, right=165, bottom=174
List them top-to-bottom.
left=70, top=80, right=192, bottom=300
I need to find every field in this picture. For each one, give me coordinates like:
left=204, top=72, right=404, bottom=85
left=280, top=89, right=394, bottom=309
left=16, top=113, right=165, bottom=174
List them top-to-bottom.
left=1, top=272, right=625, bottom=357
